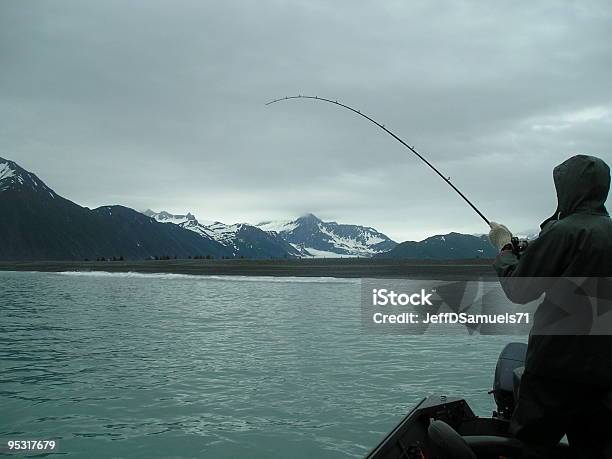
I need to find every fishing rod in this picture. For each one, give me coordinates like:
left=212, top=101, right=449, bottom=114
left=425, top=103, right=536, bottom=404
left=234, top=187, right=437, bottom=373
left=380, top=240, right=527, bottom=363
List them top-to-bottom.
left=265, top=95, right=490, bottom=226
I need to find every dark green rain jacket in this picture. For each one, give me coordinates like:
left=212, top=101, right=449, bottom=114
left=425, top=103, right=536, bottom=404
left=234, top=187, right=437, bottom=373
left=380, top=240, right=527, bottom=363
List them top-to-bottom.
left=494, top=154, right=612, bottom=386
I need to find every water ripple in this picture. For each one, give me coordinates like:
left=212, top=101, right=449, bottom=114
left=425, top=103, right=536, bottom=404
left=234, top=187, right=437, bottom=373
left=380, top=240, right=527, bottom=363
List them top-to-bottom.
left=1, top=271, right=520, bottom=458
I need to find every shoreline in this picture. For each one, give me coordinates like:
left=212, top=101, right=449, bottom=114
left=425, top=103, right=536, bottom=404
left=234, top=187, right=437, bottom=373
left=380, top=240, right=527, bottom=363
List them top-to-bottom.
left=0, top=258, right=498, bottom=280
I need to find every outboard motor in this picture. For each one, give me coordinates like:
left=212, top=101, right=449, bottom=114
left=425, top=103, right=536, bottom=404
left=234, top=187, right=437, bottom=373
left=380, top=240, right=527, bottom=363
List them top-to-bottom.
left=492, top=342, right=527, bottom=419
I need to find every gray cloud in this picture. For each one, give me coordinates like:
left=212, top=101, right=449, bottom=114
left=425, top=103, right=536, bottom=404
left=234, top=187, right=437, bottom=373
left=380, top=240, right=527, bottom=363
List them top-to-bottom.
left=1, top=0, right=611, bottom=241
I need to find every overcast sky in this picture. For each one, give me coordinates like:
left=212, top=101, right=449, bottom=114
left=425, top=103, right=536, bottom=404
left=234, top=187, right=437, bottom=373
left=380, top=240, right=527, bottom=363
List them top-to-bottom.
left=1, top=1, right=611, bottom=241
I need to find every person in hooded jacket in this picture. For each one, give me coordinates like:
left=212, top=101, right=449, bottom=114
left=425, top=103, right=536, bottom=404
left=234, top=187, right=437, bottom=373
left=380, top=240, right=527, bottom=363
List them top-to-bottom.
left=488, top=155, right=612, bottom=458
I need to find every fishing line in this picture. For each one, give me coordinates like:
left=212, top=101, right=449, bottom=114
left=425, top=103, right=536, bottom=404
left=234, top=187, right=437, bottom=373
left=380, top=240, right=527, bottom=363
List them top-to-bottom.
left=266, top=95, right=490, bottom=226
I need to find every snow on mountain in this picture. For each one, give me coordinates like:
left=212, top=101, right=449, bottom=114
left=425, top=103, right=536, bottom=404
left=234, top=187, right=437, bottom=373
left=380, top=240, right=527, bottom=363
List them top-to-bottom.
left=0, top=157, right=57, bottom=198
left=0, top=158, right=230, bottom=261
left=0, top=162, right=15, bottom=182
left=143, top=210, right=193, bottom=225
left=144, top=210, right=301, bottom=258
left=144, top=210, right=232, bottom=245
left=144, top=211, right=396, bottom=258
left=256, top=213, right=397, bottom=258
left=256, top=219, right=299, bottom=233
left=200, top=221, right=243, bottom=247
left=301, top=247, right=355, bottom=258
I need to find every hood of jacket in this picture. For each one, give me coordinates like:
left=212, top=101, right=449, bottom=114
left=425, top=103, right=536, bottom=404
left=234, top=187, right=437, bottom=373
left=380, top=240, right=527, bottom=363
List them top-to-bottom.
left=541, top=155, right=610, bottom=229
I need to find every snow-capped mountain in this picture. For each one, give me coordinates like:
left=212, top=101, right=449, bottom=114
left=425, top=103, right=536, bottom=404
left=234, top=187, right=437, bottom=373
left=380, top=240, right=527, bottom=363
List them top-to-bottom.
left=1, top=156, right=498, bottom=261
left=0, top=157, right=229, bottom=260
left=0, top=158, right=58, bottom=198
left=142, top=210, right=202, bottom=226
left=143, top=210, right=301, bottom=258
left=145, top=211, right=397, bottom=258
left=257, top=213, right=397, bottom=257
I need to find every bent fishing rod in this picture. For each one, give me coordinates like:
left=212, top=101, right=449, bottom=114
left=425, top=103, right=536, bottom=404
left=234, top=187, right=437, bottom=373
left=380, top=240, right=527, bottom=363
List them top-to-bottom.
left=266, top=95, right=490, bottom=227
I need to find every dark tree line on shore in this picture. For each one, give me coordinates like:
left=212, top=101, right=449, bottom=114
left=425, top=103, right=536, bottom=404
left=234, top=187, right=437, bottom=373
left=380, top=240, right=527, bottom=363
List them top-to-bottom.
left=84, top=254, right=259, bottom=261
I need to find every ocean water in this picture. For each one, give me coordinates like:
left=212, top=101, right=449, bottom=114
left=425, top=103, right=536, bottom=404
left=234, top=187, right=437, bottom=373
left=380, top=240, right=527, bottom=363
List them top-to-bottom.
left=1, top=271, right=521, bottom=458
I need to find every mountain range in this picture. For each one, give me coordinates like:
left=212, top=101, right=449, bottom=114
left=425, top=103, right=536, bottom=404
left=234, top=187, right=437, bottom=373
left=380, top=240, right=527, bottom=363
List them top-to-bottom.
left=0, top=157, right=499, bottom=261
left=0, top=158, right=227, bottom=260
left=142, top=210, right=302, bottom=259
left=144, top=210, right=397, bottom=258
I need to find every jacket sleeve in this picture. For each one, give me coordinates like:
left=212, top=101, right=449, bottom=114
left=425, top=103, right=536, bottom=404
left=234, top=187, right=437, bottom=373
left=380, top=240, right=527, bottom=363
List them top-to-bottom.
left=493, top=223, right=571, bottom=304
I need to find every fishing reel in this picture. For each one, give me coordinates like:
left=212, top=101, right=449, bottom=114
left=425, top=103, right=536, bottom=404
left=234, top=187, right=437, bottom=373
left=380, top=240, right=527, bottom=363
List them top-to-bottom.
left=510, top=237, right=529, bottom=258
